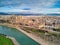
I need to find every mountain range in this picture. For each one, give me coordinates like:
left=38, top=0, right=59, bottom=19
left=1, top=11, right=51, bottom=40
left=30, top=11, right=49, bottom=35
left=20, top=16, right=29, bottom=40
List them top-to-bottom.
left=0, top=12, right=60, bottom=16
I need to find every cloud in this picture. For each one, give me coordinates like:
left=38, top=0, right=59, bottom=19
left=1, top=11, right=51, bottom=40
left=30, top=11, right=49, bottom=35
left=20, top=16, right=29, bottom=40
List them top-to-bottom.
left=0, top=0, right=60, bottom=14
left=0, top=0, right=57, bottom=8
left=22, top=8, right=31, bottom=10
left=35, top=8, right=60, bottom=13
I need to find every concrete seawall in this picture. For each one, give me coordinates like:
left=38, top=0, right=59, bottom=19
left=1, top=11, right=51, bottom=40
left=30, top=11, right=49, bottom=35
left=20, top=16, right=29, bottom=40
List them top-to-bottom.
left=17, top=28, right=55, bottom=45
left=6, top=36, right=20, bottom=45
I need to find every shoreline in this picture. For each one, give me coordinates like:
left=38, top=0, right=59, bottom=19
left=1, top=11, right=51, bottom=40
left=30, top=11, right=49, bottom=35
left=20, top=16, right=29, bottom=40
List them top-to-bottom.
left=0, top=24, right=55, bottom=45
left=0, top=24, right=19, bottom=45
left=16, top=28, right=54, bottom=45
left=6, top=36, right=19, bottom=45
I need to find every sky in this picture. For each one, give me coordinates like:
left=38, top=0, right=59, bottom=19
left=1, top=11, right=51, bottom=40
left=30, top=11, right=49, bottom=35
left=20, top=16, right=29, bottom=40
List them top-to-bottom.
left=0, top=0, right=60, bottom=14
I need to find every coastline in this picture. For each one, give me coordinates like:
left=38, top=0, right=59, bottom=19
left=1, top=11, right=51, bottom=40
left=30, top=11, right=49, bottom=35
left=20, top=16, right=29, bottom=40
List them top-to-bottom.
left=0, top=24, right=56, bottom=45
left=0, top=24, right=19, bottom=45
left=16, top=28, right=54, bottom=45
left=6, top=36, right=19, bottom=45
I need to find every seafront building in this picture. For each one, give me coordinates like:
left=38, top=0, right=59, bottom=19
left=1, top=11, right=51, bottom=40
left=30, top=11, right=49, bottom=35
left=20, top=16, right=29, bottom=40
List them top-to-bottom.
left=0, top=15, right=60, bottom=30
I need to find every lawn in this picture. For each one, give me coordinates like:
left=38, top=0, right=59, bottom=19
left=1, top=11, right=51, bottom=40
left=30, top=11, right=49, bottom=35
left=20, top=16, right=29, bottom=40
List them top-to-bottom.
left=23, top=27, right=60, bottom=39
left=23, top=27, right=47, bottom=34
left=53, top=28, right=60, bottom=32
left=48, top=32, right=60, bottom=39
left=0, top=35, right=14, bottom=45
